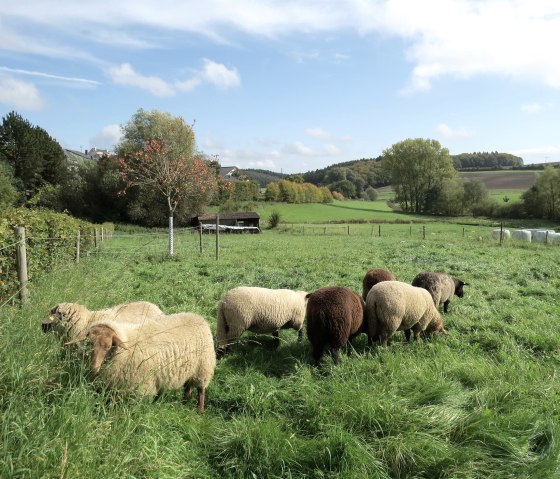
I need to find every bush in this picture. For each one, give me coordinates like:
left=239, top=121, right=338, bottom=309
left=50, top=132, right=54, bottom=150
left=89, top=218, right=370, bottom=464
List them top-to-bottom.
left=0, top=208, right=104, bottom=303
left=267, top=210, right=281, bottom=229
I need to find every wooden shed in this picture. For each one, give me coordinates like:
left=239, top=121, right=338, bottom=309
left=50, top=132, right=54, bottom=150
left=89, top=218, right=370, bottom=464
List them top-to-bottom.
left=195, top=212, right=261, bottom=233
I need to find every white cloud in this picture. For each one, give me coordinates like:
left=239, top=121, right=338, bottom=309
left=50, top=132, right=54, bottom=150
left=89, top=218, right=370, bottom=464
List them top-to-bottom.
left=6, top=1, right=560, bottom=91
left=177, top=59, right=240, bottom=92
left=200, top=59, right=240, bottom=88
left=108, top=63, right=174, bottom=97
left=0, top=66, right=101, bottom=86
left=0, top=76, right=45, bottom=110
left=521, top=103, right=543, bottom=113
left=435, top=123, right=472, bottom=140
left=90, top=124, right=122, bottom=150
left=306, top=127, right=331, bottom=140
left=284, top=141, right=315, bottom=156
left=323, top=143, right=342, bottom=156
left=511, top=145, right=560, bottom=156
left=246, top=159, right=277, bottom=169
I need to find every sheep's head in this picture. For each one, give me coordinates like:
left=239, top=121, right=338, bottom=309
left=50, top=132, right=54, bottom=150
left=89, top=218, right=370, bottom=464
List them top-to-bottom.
left=454, top=279, right=468, bottom=298
left=41, top=304, right=67, bottom=334
left=425, top=314, right=448, bottom=336
left=66, top=324, right=127, bottom=374
left=89, top=325, right=129, bottom=374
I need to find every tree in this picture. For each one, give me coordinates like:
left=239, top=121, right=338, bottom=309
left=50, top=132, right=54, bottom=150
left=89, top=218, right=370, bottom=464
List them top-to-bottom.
left=118, top=109, right=217, bottom=255
left=0, top=111, right=67, bottom=199
left=381, top=138, right=456, bottom=213
left=0, top=162, right=18, bottom=208
left=522, top=167, right=560, bottom=219
left=362, top=186, right=378, bottom=201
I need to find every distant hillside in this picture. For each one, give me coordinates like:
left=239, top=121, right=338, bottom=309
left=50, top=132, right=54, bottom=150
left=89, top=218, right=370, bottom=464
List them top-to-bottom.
left=239, top=169, right=284, bottom=187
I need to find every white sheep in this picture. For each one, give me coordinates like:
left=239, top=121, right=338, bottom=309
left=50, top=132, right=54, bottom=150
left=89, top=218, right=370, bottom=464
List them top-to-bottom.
left=365, top=281, right=447, bottom=346
left=216, top=286, right=308, bottom=356
left=42, top=301, right=164, bottom=339
left=66, top=313, right=216, bottom=413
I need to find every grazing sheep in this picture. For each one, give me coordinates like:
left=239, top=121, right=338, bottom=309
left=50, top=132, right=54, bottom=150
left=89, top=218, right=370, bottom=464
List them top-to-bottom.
left=362, top=268, right=396, bottom=300
left=411, top=272, right=467, bottom=313
left=365, top=281, right=447, bottom=347
left=216, top=286, right=307, bottom=356
left=306, top=286, right=365, bottom=365
left=42, top=301, right=164, bottom=339
left=66, top=313, right=215, bottom=413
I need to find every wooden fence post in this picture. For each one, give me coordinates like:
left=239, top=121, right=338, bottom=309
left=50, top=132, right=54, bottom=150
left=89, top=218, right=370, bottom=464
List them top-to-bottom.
left=215, top=215, right=219, bottom=261
left=199, top=223, right=203, bottom=253
left=499, top=223, right=503, bottom=246
left=347, top=225, right=350, bottom=235
left=378, top=225, right=381, bottom=237
left=410, top=225, right=412, bottom=236
left=423, top=225, right=426, bottom=240
left=14, top=226, right=29, bottom=305
left=94, top=227, right=99, bottom=250
left=76, top=230, right=80, bottom=264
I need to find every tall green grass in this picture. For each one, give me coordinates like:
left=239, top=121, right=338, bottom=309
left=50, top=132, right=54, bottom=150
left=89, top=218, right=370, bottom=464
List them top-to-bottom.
left=2, top=229, right=560, bottom=478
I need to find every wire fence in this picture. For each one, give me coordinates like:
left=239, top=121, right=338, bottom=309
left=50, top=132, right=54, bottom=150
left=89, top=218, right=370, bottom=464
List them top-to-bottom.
left=2, top=221, right=558, bottom=307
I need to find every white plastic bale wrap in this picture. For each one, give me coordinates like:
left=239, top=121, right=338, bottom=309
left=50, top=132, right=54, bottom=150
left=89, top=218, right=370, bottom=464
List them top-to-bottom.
left=491, top=229, right=511, bottom=240
left=511, top=230, right=532, bottom=242
left=532, top=230, right=555, bottom=243
left=547, top=232, right=560, bottom=244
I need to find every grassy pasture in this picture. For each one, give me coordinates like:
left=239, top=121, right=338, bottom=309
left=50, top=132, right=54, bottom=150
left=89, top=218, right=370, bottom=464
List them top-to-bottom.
left=2, top=227, right=560, bottom=478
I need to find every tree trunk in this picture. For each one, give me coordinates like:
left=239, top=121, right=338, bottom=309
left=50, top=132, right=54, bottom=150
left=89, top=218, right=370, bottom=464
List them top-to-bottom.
left=168, top=214, right=174, bottom=256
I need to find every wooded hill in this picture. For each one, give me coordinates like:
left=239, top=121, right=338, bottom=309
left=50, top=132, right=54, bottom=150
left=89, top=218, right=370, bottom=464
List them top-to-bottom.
left=242, top=152, right=531, bottom=193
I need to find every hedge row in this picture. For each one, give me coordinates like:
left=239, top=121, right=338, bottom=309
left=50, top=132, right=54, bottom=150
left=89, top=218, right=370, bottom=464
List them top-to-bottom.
left=0, top=208, right=113, bottom=304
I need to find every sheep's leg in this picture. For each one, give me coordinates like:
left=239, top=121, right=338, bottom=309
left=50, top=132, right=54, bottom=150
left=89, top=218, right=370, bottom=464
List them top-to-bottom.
left=443, top=301, right=450, bottom=313
left=297, top=329, right=303, bottom=342
left=404, top=329, right=411, bottom=342
left=272, top=330, right=280, bottom=349
left=330, top=348, right=340, bottom=365
left=183, top=383, right=193, bottom=402
left=197, top=388, right=205, bottom=414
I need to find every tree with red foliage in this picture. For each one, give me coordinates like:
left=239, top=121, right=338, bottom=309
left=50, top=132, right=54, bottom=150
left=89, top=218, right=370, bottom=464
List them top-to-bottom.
left=118, top=109, right=216, bottom=255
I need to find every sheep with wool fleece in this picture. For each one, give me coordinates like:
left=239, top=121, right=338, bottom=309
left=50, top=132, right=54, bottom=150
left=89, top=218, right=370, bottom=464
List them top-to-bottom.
left=362, top=268, right=396, bottom=300
left=411, top=272, right=467, bottom=313
left=365, top=281, right=447, bottom=347
left=216, top=286, right=308, bottom=355
left=306, top=286, right=366, bottom=365
left=42, top=301, right=164, bottom=339
left=67, top=313, right=216, bottom=413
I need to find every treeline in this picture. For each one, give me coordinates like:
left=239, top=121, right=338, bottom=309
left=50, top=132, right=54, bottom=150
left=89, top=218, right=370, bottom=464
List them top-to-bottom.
left=452, top=152, right=523, bottom=169
left=264, top=180, right=333, bottom=204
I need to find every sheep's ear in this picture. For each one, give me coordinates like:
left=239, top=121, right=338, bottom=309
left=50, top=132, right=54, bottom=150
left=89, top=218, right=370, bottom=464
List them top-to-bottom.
left=462, top=282, right=469, bottom=286
left=441, top=328, right=449, bottom=335
left=65, top=332, right=87, bottom=346
left=112, top=335, right=128, bottom=350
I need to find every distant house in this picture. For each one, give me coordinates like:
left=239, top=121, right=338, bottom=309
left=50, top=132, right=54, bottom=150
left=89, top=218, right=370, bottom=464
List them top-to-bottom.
left=85, top=147, right=113, bottom=160
left=219, top=166, right=238, bottom=180
left=194, top=211, right=260, bottom=233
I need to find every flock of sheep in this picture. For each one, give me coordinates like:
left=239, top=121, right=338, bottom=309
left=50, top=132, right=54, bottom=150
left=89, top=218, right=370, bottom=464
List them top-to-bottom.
left=41, top=269, right=467, bottom=413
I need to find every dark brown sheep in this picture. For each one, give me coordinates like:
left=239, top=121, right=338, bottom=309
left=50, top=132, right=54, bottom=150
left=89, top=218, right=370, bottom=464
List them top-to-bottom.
left=362, top=268, right=396, bottom=300
left=306, top=286, right=365, bottom=365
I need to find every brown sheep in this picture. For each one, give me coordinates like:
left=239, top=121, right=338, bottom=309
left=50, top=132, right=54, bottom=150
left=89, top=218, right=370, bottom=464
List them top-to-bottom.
left=362, top=268, right=396, bottom=300
left=411, top=272, right=467, bottom=313
left=306, top=286, right=366, bottom=365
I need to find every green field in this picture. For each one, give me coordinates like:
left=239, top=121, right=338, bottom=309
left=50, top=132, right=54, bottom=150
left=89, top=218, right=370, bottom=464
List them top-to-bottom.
left=254, top=200, right=421, bottom=224
left=2, top=227, right=560, bottom=478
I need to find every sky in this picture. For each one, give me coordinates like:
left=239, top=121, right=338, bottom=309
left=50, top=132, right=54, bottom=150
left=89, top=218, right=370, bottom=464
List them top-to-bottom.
left=1, top=0, right=560, bottom=174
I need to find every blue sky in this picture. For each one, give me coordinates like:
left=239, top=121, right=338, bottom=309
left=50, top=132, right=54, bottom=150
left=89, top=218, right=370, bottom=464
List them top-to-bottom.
left=1, top=0, right=559, bottom=174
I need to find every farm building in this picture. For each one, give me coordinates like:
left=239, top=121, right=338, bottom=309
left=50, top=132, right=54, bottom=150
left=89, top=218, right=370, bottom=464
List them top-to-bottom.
left=194, top=212, right=261, bottom=233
